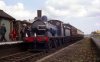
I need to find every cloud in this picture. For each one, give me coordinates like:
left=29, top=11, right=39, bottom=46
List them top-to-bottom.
left=44, top=0, right=100, bottom=34
left=45, top=0, right=100, bottom=19
left=88, top=0, right=100, bottom=17
left=0, top=1, right=36, bottom=20
left=95, top=23, right=100, bottom=26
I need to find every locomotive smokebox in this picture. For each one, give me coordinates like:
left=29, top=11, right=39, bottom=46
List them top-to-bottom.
left=37, top=10, right=42, bottom=17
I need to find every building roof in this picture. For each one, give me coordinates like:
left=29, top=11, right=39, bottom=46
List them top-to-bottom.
left=0, top=10, right=15, bottom=20
left=15, top=20, right=32, bottom=25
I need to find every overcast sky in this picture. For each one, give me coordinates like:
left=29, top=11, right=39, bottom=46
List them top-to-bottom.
left=0, top=0, right=100, bottom=34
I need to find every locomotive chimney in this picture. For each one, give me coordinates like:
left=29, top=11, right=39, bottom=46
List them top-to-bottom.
left=37, top=10, right=42, bottom=17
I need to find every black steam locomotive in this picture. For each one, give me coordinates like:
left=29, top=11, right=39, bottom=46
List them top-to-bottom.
left=23, top=10, right=84, bottom=51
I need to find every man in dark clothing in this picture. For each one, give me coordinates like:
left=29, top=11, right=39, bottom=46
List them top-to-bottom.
left=0, top=24, right=7, bottom=41
left=20, top=24, right=30, bottom=40
left=0, top=25, right=2, bottom=40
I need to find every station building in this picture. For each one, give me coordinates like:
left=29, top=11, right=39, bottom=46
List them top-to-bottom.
left=0, top=9, right=15, bottom=41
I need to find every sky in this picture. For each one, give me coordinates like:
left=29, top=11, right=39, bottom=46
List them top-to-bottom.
left=0, top=0, right=100, bottom=34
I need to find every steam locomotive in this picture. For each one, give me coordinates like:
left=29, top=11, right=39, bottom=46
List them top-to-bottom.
left=23, top=10, right=84, bottom=51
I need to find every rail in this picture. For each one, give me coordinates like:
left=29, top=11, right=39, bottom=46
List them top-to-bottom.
left=0, top=51, right=43, bottom=62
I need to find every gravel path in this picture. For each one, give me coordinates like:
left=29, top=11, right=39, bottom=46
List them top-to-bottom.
left=36, top=38, right=99, bottom=62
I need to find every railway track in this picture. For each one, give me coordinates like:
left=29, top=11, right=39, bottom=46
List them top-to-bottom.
left=0, top=38, right=82, bottom=62
left=0, top=42, right=73, bottom=62
left=0, top=51, right=43, bottom=62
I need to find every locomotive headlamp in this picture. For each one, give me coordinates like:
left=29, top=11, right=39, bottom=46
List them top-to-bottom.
left=25, top=33, right=28, bottom=37
left=34, top=33, right=37, bottom=37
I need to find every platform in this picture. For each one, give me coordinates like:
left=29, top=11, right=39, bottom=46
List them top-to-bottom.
left=92, top=37, right=100, bottom=49
left=36, top=38, right=100, bottom=62
left=0, top=41, right=24, bottom=57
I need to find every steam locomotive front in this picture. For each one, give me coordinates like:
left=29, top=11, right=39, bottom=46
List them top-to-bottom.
left=24, top=10, right=57, bottom=43
left=24, top=19, right=49, bottom=43
left=31, top=19, right=47, bottom=36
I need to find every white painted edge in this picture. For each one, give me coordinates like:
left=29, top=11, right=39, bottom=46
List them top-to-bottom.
left=0, top=41, right=23, bottom=45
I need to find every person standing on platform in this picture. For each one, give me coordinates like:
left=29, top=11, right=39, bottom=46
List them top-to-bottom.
left=0, top=24, right=7, bottom=42
left=20, top=24, right=30, bottom=40
left=0, top=25, right=2, bottom=41
left=10, top=28, right=17, bottom=41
